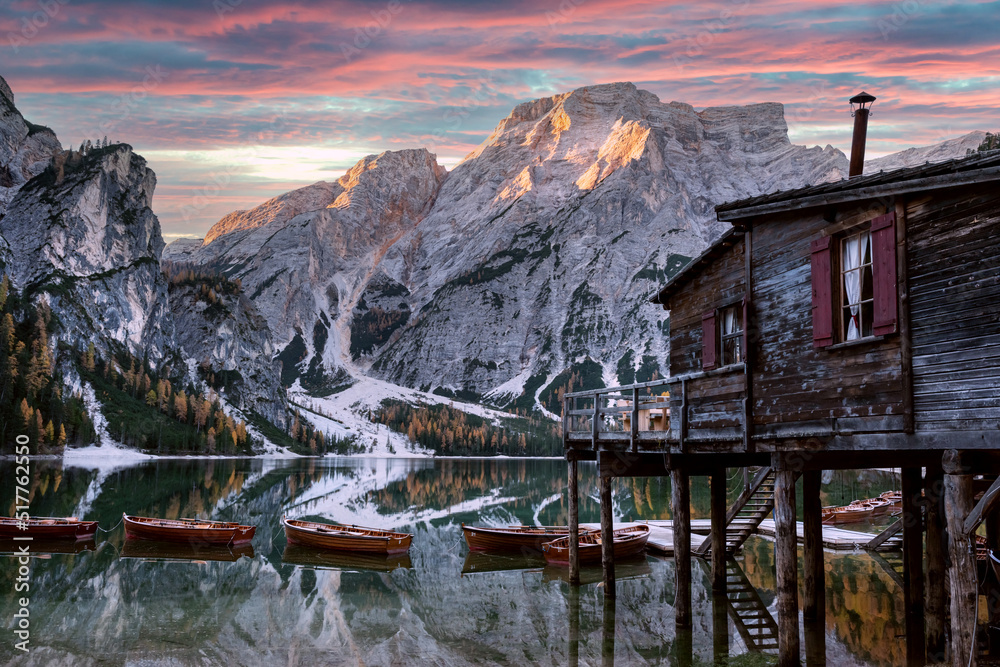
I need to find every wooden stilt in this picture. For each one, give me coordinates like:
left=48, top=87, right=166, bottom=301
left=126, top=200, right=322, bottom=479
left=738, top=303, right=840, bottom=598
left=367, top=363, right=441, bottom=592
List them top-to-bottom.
left=569, top=458, right=580, bottom=585
left=944, top=460, right=977, bottom=667
left=925, top=462, right=947, bottom=663
left=672, top=466, right=692, bottom=630
left=902, top=466, right=926, bottom=666
left=711, top=467, right=728, bottom=590
left=774, top=468, right=800, bottom=667
left=802, top=470, right=825, bottom=624
left=600, top=473, right=616, bottom=599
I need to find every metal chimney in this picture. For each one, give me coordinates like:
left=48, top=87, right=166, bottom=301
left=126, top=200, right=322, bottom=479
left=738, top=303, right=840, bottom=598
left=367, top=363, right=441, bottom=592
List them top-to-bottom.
left=848, top=91, right=876, bottom=177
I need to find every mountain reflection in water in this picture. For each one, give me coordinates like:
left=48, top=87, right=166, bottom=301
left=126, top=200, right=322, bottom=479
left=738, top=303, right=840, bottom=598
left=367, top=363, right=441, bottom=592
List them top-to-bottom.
left=0, top=457, right=903, bottom=666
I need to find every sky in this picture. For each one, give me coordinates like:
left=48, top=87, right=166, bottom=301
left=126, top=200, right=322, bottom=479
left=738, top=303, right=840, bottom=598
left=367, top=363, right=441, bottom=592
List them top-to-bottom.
left=3, top=0, right=998, bottom=240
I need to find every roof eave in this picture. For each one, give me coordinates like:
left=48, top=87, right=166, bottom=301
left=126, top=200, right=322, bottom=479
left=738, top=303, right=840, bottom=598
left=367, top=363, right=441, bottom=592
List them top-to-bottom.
left=718, top=163, right=1000, bottom=222
left=649, top=227, right=744, bottom=307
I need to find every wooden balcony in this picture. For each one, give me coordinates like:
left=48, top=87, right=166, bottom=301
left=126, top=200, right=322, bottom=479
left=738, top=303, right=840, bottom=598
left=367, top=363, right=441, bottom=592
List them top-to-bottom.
left=562, top=364, right=747, bottom=458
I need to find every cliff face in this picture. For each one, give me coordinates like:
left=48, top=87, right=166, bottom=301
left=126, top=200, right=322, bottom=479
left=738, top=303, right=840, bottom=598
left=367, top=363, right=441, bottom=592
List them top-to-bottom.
left=0, top=74, right=62, bottom=215
left=0, top=78, right=291, bottom=442
left=177, top=82, right=849, bottom=406
left=371, top=84, right=848, bottom=397
left=1, top=144, right=173, bottom=359
left=171, top=148, right=448, bottom=392
left=169, top=282, right=288, bottom=428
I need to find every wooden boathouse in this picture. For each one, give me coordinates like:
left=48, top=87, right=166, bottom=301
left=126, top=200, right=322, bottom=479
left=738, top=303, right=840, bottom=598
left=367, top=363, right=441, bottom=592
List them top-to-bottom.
left=561, top=96, right=1000, bottom=666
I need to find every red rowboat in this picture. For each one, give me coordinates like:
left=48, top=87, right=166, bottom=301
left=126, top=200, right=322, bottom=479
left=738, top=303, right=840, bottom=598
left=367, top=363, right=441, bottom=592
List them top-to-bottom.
left=880, top=491, right=903, bottom=510
left=123, top=514, right=255, bottom=546
left=0, top=516, right=98, bottom=540
left=282, top=517, right=412, bottom=555
left=462, top=524, right=597, bottom=554
left=542, top=524, right=650, bottom=566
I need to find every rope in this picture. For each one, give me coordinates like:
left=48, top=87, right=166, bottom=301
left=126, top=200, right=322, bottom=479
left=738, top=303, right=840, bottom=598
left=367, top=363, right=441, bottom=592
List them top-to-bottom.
left=97, top=516, right=124, bottom=533
left=969, top=534, right=984, bottom=667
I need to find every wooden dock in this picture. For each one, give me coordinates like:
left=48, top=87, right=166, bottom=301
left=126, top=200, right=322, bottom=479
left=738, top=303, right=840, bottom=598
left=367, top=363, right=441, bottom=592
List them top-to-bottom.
left=680, top=519, right=884, bottom=551
left=580, top=522, right=707, bottom=556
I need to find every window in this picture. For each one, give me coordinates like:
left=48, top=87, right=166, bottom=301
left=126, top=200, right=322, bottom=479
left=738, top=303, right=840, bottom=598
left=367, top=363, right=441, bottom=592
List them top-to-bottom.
left=811, top=211, right=898, bottom=349
left=840, top=229, right=873, bottom=341
left=702, top=299, right=745, bottom=370
left=720, top=304, right=743, bottom=365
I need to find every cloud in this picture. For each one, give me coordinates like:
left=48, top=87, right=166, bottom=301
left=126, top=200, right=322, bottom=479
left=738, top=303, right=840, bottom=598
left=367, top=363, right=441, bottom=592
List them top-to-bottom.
left=2, top=0, right=995, bottom=236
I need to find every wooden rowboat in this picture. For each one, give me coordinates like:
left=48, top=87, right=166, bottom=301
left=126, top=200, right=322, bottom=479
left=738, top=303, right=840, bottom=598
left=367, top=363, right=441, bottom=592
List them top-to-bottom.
left=880, top=491, right=903, bottom=510
left=822, top=503, right=872, bottom=525
left=123, top=514, right=255, bottom=546
left=0, top=516, right=98, bottom=540
left=282, top=517, right=412, bottom=555
left=462, top=524, right=596, bottom=554
left=542, top=524, right=650, bottom=566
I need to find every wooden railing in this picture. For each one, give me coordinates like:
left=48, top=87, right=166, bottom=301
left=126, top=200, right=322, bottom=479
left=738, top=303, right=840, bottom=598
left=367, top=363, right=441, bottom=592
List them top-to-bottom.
left=561, top=363, right=746, bottom=452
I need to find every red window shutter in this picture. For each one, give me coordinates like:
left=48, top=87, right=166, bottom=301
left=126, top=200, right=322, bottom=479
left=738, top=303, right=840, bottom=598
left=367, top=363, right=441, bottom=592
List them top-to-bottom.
left=871, top=211, right=898, bottom=336
left=810, top=236, right=834, bottom=348
left=702, top=310, right=717, bottom=370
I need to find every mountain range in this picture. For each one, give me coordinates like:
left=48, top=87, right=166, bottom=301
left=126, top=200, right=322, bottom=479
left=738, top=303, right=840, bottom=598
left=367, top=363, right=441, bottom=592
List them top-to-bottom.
left=0, top=75, right=986, bottom=452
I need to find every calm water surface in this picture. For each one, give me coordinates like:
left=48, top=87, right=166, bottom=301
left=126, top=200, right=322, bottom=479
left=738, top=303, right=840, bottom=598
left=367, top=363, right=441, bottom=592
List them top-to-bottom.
left=0, top=457, right=904, bottom=666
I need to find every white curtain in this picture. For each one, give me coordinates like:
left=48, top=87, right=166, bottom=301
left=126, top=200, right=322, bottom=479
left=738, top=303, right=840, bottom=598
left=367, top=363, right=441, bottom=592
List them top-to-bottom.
left=843, top=233, right=870, bottom=340
left=723, top=308, right=737, bottom=336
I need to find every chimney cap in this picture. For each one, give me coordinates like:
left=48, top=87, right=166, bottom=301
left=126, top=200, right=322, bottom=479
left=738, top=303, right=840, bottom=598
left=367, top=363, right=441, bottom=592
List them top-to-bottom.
left=849, top=91, right=876, bottom=106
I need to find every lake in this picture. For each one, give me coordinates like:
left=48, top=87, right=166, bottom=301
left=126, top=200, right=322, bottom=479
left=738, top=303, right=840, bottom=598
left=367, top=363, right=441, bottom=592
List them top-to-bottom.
left=1, top=457, right=904, bottom=666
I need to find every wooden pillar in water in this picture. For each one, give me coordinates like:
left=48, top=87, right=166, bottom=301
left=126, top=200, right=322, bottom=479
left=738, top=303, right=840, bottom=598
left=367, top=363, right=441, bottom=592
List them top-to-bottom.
left=944, top=452, right=977, bottom=667
left=568, top=457, right=580, bottom=585
left=924, top=462, right=947, bottom=663
left=672, top=466, right=692, bottom=630
left=902, top=466, right=926, bottom=666
left=711, top=467, right=728, bottom=590
left=774, top=467, right=800, bottom=667
left=802, top=470, right=825, bottom=624
left=600, top=473, right=616, bottom=599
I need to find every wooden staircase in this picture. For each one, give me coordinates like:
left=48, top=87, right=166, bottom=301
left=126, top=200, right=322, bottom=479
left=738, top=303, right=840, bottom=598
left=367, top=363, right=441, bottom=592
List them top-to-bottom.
left=696, top=467, right=778, bottom=557
left=865, top=515, right=904, bottom=552
left=724, top=558, right=780, bottom=652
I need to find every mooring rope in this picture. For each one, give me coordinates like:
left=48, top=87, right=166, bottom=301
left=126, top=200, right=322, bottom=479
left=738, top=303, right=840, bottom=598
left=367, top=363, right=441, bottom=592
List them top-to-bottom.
left=97, top=516, right=125, bottom=533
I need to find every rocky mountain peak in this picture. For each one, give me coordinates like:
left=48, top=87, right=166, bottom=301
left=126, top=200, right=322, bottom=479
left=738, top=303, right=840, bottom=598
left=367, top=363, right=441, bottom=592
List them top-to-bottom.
left=0, top=75, right=14, bottom=109
left=0, top=75, right=61, bottom=215
left=865, top=130, right=989, bottom=172
left=2, top=143, right=171, bottom=357
left=200, top=148, right=446, bottom=249
left=329, top=148, right=447, bottom=218
left=203, top=180, right=343, bottom=244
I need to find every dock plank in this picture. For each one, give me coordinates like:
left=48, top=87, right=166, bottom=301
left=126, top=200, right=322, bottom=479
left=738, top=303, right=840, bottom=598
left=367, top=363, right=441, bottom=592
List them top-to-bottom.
left=646, top=519, right=884, bottom=551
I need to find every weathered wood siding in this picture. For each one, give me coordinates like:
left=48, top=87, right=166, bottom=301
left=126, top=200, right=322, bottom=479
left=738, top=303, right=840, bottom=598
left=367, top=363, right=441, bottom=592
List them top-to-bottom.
left=906, top=185, right=1000, bottom=432
left=751, top=207, right=905, bottom=438
left=667, top=238, right=746, bottom=439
